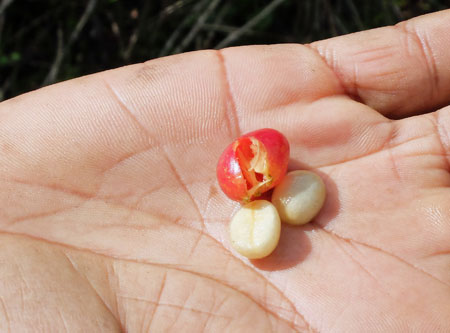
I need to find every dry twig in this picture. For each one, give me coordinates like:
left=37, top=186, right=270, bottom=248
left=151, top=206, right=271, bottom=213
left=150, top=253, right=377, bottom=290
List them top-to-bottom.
left=0, top=0, right=14, bottom=16
left=42, top=0, right=97, bottom=86
left=158, top=0, right=209, bottom=57
left=173, top=0, right=221, bottom=54
left=215, top=0, right=287, bottom=49
left=122, top=2, right=151, bottom=61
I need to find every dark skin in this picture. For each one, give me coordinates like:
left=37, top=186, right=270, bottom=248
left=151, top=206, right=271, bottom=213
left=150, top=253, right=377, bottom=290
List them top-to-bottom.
left=0, top=9, right=449, bottom=332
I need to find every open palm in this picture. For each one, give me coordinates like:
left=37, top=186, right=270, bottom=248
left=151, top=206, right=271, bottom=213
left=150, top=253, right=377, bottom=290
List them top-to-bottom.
left=1, top=11, right=450, bottom=332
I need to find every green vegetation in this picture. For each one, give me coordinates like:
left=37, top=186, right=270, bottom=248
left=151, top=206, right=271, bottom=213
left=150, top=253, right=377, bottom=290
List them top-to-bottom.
left=0, top=0, right=447, bottom=100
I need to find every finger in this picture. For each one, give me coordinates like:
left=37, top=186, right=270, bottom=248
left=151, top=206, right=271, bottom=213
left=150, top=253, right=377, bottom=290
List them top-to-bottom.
left=311, top=9, right=450, bottom=118
left=217, top=44, right=343, bottom=132
left=434, top=105, right=450, bottom=170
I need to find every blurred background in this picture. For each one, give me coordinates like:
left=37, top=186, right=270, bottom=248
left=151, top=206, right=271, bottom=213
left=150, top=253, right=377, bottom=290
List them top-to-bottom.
left=0, top=0, right=448, bottom=101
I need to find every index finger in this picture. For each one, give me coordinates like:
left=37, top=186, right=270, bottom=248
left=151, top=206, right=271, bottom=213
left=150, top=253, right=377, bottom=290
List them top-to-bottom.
left=311, top=9, right=450, bottom=118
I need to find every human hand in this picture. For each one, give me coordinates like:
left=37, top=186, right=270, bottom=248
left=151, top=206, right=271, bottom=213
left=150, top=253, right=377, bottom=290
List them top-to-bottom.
left=1, top=9, right=449, bottom=332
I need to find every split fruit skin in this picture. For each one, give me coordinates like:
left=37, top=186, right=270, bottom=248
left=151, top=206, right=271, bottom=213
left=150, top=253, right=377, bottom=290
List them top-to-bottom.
left=216, top=128, right=290, bottom=203
left=272, top=170, right=326, bottom=225
left=229, top=200, right=281, bottom=259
